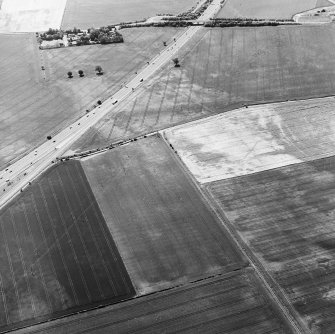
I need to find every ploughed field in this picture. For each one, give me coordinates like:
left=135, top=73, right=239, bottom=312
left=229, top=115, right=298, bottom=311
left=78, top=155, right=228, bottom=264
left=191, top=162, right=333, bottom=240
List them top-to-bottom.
left=61, top=0, right=197, bottom=29
left=217, top=0, right=323, bottom=19
left=70, top=25, right=335, bottom=154
left=0, top=27, right=180, bottom=169
left=163, top=97, right=335, bottom=183
left=82, top=135, right=246, bottom=294
left=206, top=156, right=335, bottom=333
left=0, top=161, right=134, bottom=332
left=15, top=269, right=293, bottom=334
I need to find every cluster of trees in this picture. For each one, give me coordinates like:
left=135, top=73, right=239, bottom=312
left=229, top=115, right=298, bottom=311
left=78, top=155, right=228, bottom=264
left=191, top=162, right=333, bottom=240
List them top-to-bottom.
left=173, top=0, right=213, bottom=20
left=155, top=13, right=174, bottom=17
left=210, top=17, right=294, bottom=22
left=205, top=18, right=297, bottom=27
left=119, top=19, right=146, bottom=25
left=120, top=20, right=196, bottom=29
left=38, top=26, right=124, bottom=46
left=64, top=27, right=82, bottom=34
left=88, top=27, right=124, bottom=44
left=38, top=28, right=63, bottom=41
left=67, top=66, right=103, bottom=78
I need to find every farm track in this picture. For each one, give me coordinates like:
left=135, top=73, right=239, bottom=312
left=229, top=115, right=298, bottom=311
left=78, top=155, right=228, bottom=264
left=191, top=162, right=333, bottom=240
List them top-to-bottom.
left=160, top=133, right=308, bottom=334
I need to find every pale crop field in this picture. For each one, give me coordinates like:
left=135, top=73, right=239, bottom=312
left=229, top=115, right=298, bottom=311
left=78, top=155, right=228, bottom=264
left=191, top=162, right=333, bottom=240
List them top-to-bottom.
left=0, top=0, right=67, bottom=32
left=61, top=0, right=197, bottom=29
left=218, top=0, right=319, bottom=19
left=164, top=97, right=335, bottom=183
left=82, top=136, right=244, bottom=295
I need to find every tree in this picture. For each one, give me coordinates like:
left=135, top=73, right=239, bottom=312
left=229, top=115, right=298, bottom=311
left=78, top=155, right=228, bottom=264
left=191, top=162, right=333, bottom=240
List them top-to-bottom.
left=73, top=27, right=81, bottom=34
left=89, top=28, right=100, bottom=41
left=98, top=33, right=110, bottom=44
left=80, top=35, right=90, bottom=45
left=172, top=58, right=180, bottom=67
left=95, top=65, right=103, bottom=75
left=78, top=70, right=84, bottom=77
left=67, top=71, right=73, bottom=78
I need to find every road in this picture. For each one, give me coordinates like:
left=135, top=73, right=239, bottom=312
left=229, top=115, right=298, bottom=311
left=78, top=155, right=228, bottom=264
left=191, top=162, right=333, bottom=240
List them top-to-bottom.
left=0, top=0, right=223, bottom=209
left=0, top=1, right=311, bottom=333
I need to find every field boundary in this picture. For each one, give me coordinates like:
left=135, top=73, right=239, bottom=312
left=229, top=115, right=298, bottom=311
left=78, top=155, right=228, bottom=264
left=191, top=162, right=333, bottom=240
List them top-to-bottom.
left=64, top=93, right=335, bottom=163
left=160, top=132, right=311, bottom=334
left=10, top=267, right=259, bottom=334
left=11, top=267, right=293, bottom=334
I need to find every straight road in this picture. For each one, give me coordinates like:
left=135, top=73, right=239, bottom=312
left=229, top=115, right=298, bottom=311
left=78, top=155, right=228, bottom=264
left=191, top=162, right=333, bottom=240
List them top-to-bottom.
left=0, top=0, right=223, bottom=208
left=0, top=2, right=311, bottom=333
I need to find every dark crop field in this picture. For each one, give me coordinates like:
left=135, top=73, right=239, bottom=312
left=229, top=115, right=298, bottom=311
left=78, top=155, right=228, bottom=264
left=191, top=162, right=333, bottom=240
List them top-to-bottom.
left=71, top=24, right=335, bottom=153
left=82, top=135, right=246, bottom=294
left=207, top=156, right=335, bottom=333
left=0, top=161, right=134, bottom=332
left=13, top=269, right=293, bottom=334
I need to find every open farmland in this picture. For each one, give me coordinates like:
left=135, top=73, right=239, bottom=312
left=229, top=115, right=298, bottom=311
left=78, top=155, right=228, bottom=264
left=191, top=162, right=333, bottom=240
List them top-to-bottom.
left=0, top=0, right=67, bottom=32
left=61, top=0, right=197, bottom=29
left=218, top=0, right=321, bottom=19
left=315, top=0, right=334, bottom=6
left=316, top=0, right=334, bottom=6
left=70, top=25, right=335, bottom=154
left=0, top=27, right=180, bottom=169
left=0, top=33, right=73, bottom=169
left=164, top=97, right=335, bottom=183
left=81, top=135, right=246, bottom=294
left=207, top=155, right=335, bottom=333
left=0, top=160, right=134, bottom=332
left=12, top=269, right=293, bottom=334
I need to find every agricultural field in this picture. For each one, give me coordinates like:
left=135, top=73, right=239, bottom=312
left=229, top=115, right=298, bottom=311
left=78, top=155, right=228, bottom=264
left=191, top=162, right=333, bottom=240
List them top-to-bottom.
left=0, top=0, right=67, bottom=32
left=61, top=0, right=197, bottom=29
left=218, top=0, right=322, bottom=19
left=316, top=0, right=334, bottom=7
left=70, top=25, right=335, bottom=154
left=0, top=27, right=180, bottom=169
left=163, top=97, right=335, bottom=183
left=81, top=135, right=246, bottom=294
left=206, top=155, right=335, bottom=333
left=0, top=160, right=134, bottom=332
left=14, top=269, right=293, bottom=334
